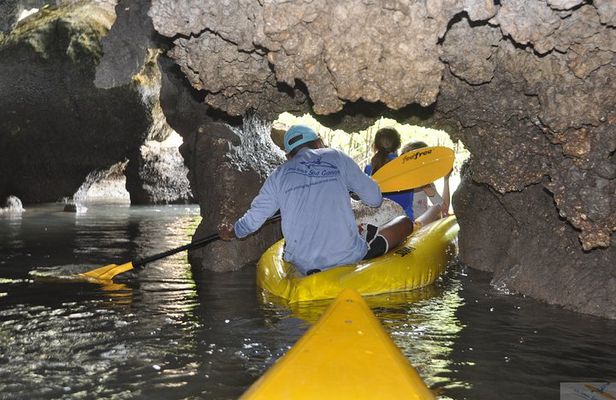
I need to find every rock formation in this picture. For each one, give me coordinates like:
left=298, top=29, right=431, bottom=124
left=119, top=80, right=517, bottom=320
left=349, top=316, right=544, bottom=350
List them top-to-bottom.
left=0, top=0, right=192, bottom=205
left=0, top=0, right=55, bottom=34
left=146, top=0, right=615, bottom=317
left=0, top=1, right=151, bottom=203
left=123, top=51, right=193, bottom=205
left=185, top=118, right=284, bottom=273
left=124, top=134, right=192, bottom=204
left=75, top=161, right=130, bottom=202
left=0, top=195, right=26, bottom=215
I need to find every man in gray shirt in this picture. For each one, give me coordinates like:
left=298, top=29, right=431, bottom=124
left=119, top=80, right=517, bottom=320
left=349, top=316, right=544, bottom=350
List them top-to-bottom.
left=219, top=125, right=412, bottom=275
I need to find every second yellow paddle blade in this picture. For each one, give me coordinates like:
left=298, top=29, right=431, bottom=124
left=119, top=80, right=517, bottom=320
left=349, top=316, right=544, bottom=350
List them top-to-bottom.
left=373, top=146, right=454, bottom=193
left=242, top=288, right=435, bottom=400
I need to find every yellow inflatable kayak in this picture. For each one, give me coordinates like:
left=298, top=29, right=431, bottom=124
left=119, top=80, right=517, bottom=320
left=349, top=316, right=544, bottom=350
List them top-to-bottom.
left=256, top=216, right=458, bottom=303
left=241, top=288, right=435, bottom=399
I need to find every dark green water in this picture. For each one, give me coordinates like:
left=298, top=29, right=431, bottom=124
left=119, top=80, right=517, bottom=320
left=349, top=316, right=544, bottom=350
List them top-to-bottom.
left=0, top=204, right=614, bottom=399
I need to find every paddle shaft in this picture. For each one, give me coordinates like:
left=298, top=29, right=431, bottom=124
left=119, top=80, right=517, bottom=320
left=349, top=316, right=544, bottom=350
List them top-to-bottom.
left=133, top=214, right=282, bottom=268
left=133, top=232, right=218, bottom=268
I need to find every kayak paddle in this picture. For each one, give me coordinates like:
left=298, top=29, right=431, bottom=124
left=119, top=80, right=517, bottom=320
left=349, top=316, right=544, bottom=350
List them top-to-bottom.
left=80, top=146, right=454, bottom=283
left=373, top=146, right=454, bottom=193
left=80, top=214, right=282, bottom=283
left=80, top=231, right=220, bottom=282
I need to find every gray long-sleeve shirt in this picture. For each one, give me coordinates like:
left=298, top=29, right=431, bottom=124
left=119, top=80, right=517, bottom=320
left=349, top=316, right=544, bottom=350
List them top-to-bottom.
left=234, top=147, right=382, bottom=275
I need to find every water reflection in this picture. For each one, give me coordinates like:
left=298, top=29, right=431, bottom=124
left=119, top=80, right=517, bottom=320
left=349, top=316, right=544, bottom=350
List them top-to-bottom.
left=0, top=204, right=204, bottom=398
left=1, top=205, right=615, bottom=399
left=436, top=268, right=616, bottom=400
left=184, top=269, right=304, bottom=398
left=379, top=277, right=465, bottom=391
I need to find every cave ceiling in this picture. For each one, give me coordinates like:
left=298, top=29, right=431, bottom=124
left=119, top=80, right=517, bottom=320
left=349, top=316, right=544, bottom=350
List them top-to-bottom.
left=144, top=0, right=615, bottom=252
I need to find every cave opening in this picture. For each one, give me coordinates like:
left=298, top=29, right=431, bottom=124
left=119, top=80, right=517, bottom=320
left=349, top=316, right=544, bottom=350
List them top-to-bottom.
left=65, top=111, right=192, bottom=208
left=272, top=112, right=470, bottom=215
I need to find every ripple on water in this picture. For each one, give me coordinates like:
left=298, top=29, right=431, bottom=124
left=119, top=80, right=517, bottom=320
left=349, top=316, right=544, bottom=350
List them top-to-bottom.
left=3, top=206, right=616, bottom=400
left=28, top=264, right=106, bottom=282
left=0, top=278, right=27, bottom=284
left=0, top=288, right=203, bottom=398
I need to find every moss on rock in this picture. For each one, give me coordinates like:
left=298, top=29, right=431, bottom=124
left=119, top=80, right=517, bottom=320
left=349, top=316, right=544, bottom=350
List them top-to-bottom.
left=0, top=1, right=115, bottom=63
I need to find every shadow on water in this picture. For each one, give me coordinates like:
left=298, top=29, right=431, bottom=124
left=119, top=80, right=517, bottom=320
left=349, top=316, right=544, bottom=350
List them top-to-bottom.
left=1, top=204, right=615, bottom=399
left=434, top=268, right=616, bottom=400
left=176, top=269, right=305, bottom=399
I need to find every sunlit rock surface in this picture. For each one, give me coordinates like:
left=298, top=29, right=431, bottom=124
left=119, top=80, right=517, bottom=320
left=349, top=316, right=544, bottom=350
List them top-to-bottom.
left=0, top=0, right=51, bottom=33
left=147, top=0, right=615, bottom=317
left=124, top=50, right=193, bottom=205
left=125, top=133, right=192, bottom=204
left=75, top=161, right=130, bottom=203
left=0, top=195, right=25, bottom=215
left=353, top=199, right=405, bottom=228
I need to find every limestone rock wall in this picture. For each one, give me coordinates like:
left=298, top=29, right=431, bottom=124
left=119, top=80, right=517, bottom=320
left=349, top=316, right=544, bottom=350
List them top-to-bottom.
left=0, top=0, right=58, bottom=34
left=0, top=0, right=194, bottom=205
left=94, top=0, right=156, bottom=89
left=147, top=0, right=616, bottom=317
left=149, top=0, right=447, bottom=117
left=0, top=1, right=151, bottom=203
left=434, top=3, right=616, bottom=317
left=438, top=6, right=616, bottom=252
left=122, top=48, right=193, bottom=205
left=154, top=55, right=281, bottom=271
left=184, top=120, right=283, bottom=272
left=124, top=135, right=192, bottom=204
left=455, top=172, right=616, bottom=318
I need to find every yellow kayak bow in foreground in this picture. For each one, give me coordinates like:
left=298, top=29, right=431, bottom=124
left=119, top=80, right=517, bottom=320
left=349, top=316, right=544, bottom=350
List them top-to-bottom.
left=242, top=288, right=435, bottom=399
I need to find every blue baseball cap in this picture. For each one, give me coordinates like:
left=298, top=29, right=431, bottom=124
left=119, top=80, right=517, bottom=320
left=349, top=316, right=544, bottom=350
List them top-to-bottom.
left=284, top=125, right=319, bottom=154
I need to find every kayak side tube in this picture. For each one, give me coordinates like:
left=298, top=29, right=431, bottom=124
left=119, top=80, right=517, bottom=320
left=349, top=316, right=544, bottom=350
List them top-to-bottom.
left=257, top=216, right=459, bottom=303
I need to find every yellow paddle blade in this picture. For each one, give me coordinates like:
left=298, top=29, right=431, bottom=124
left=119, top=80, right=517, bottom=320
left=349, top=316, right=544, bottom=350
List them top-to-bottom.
left=372, top=146, right=454, bottom=193
left=79, top=262, right=135, bottom=283
left=242, top=288, right=435, bottom=399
